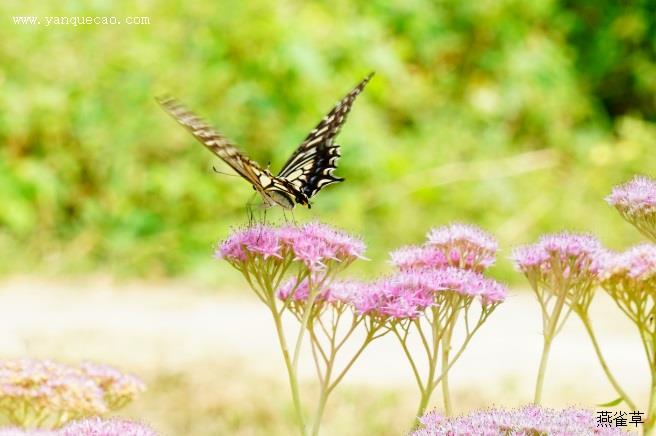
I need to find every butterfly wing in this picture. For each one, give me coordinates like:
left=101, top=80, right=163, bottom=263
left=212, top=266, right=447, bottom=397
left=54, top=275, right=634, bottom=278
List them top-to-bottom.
left=277, top=73, right=373, bottom=199
left=158, top=96, right=271, bottom=189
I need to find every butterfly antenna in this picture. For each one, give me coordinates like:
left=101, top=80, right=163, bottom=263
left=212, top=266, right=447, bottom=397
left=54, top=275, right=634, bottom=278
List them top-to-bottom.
left=212, top=166, right=239, bottom=177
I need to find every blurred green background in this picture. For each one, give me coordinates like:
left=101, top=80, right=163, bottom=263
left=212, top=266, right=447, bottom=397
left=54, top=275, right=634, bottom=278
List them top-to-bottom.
left=1, top=0, right=655, bottom=284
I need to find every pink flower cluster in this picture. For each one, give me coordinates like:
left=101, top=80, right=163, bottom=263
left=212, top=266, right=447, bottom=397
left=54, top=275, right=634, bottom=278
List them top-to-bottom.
left=606, top=175, right=656, bottom=219
left=217, top=222, right=365, bottom=269
left=391, top=223, right=497, bottom=272
left=383, top=224, right=505, bottom=319
left=512, top=232, right=604, bottom=286
left=600, top=244, right=656, bottom=283
left=389, top=246, right=449, bottom=271
left=278, top=268, right=507, bottom=320
left=363, top=269, right=507, bottom=319
left=354, top=272, right=436, bottom=319
left=277, top=277, right=363, bottom=306
left=0, top=359, right=145, bottom=426
left=0, top=359, right=107, bottom=421
left=78, top=362, right=146, bottom=409
left=411, top=405, right=627, bottom=436
left=59, top=417, right=157, bottom=436
left=0, top=418, right=157, bottom=435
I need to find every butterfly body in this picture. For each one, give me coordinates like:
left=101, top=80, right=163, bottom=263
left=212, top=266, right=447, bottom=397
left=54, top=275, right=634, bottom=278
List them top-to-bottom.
left=158, top=73, right=373, bottom=209
left=257, top=173, right=309, bottom=210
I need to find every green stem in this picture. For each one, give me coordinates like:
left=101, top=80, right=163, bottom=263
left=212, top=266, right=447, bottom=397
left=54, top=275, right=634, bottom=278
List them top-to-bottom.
left=292, top=273, right=333, bottom=371
left=533, top=284, right=568, bottom=405
left=270, top=306, right=307, bottom=436
left=309, top=313, right=338, bottom=436
left=579, top=313, right=636, bottom=410
left=309, top=320, right=378, bottom=435
left=415, top=325, right=439, bottom=422
left=394, top=327, right=423, bottom=392
left=645, top=328, right=656, bottom=435
left=441, top=331, right=453, bottom=416
left=433, top=332, right=470, bottom=387
left=534, top=335, right=552, bottom=405
left=327, top=337, right=372, bottom=393
left=311, top=365, right=332, bottom=436
left=646, top=376, right=656, bottom=435
left=415, top=384, right=436, bottom=426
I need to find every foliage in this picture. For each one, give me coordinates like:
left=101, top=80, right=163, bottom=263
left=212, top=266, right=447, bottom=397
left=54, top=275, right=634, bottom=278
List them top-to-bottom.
left=1, top=0, right=655, bottom=283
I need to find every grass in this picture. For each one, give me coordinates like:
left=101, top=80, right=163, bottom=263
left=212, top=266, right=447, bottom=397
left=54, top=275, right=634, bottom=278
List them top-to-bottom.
left=125, top=362, right=414, bottom=436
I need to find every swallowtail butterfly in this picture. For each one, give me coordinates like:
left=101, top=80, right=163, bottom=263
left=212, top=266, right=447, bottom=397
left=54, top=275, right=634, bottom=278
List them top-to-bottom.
left=158, top=73, right=373, bottom=209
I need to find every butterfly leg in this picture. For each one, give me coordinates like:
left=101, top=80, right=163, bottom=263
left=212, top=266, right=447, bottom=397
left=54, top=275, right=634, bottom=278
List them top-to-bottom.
left=245, top=193, right=270, bottom=227
left=245, top=197, right=256, bottom=227
left=289, top=209, right=297, bottom=225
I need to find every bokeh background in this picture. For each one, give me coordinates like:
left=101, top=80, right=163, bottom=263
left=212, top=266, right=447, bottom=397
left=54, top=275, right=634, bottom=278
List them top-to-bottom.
left=1, top=0, right=655, bottom=435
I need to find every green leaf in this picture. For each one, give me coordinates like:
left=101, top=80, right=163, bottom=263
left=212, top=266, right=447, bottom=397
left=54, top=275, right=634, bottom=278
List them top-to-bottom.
left=597, top=397, right=624, bottom=407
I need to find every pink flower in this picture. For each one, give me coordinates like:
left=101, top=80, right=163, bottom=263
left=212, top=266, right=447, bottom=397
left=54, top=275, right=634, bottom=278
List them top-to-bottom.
left=606, top=175, right=656, bottom=218
left=606, top=175, right=656, bottom=241
left=217, top=222, right=365, bottom=270
left=291, top=222, right=366, bottom=268
left=427, top=223, right=498, bottom=270
left=390, top=224, right=498, bottom=272
left=216, top=225, right=283, bottom=262
left=512, top=232, right=603, bottom=286
left=601, top=244, right=656, bottom=282
left=389, top=245, right=449, bottom=271
left=432, top=267, right=507, bottom=303
left=357, top=268, right=507, bottom=319
left=361, top=273, right=435, bottom=319
left=278, top=277, right=371, bottom=308
left=0, top=359, right=107, bottom=421
left=0, top=359, right=145, bottom=428
left=78, top=362, right=146, bottom=410
left=411, top=405, right=626, bottom=436
left=59, top=417, right=157, bottom=436
left=0, top=419, right=157, bottom=436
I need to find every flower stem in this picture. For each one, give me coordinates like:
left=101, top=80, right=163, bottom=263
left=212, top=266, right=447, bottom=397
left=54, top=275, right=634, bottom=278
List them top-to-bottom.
left=292, top=273, right=332, bottom=372
left=533, top=286, right=568, bottom=405
left=270, top=307, right=307, bottom=436
left=578, top=313, right=636, bottom=410
left=310, top=322, right=335, bottom=436
left=441, top=327, right=453, bottom=416
left=646, top=327, right=656, bottom=436
left=415, top=335, right=440, bottom=421
left=534, top=335, right=552, bottom=405
left=311, top=372, right=331, bottom=436
left=646, top=376, right=656, bottom=435
left=415, top=384, right=436, bottom=426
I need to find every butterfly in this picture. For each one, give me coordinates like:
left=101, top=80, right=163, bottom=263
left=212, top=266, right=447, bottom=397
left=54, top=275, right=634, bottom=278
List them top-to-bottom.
left=157, top=73, right=373, bottom=210
left=158, top=73, right=374, bottom=209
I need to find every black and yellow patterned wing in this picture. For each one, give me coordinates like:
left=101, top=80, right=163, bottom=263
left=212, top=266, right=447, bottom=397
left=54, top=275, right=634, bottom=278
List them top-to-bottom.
left=277, top=73, right=373, bottom=199
left=157, top=97, right=272, bottom=189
